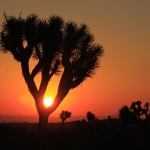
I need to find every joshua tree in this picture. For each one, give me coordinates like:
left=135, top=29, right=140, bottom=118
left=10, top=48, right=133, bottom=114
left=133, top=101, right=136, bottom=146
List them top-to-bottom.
left=0, top=13, right=104, bottom=138
left=136, top=100, right=143, bottom=121
left=130, top=101, right=143, bottom=122
left=130, top=102, right=137, bottom=112
left=130, top=102, right=137, bottom=117
left=143, top=102, right=150, bottom=124
left=119, top=106, right=134, bottom=127
left=60, top=110, right=71, bottom=134
left=60, top=110, right=71, bottom=122
left=86, top=111, right=95, bottom=126
left=86, top=111, right=95, bottom=138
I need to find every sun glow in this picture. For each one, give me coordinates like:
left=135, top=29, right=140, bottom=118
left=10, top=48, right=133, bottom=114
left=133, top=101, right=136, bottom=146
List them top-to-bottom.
left=43, top=97, right=53, bottom=108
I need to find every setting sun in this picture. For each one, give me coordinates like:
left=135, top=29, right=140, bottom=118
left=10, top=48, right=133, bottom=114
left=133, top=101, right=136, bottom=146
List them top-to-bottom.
left=43, top=97, right=53, bottom=108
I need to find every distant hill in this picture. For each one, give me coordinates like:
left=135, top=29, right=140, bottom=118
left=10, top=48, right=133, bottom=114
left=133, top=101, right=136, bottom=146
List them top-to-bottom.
left=0, top=114, right=118, bottom=123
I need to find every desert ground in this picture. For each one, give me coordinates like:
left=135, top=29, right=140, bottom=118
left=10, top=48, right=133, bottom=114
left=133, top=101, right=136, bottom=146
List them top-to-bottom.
left=0, top=118, right=150, bottom=150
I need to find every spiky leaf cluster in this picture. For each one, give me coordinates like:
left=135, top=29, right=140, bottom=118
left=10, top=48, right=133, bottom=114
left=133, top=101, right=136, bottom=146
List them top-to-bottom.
left=0, top=13, right=104, bottom=100
left=0, top=13, right=24, bottom=61
left=0, top=13, right=64, bottom=78
left=62, top=22, right=104, bottom=88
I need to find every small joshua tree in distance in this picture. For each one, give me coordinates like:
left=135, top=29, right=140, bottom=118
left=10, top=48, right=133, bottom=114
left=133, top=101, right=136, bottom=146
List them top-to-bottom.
left=143, top=102, right=150, bottom=125
left=119, top=105, right=134, bottom=127
left=60, top=110, right=72, bottom=134
left=86, top=111, right=95, bottom=128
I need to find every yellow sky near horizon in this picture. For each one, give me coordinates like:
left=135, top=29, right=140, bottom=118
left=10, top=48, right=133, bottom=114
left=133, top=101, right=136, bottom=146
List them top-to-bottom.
left=0, top=0, right=150, bottom=117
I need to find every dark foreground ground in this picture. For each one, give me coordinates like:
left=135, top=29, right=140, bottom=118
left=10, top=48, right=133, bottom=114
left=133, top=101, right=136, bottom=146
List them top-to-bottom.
left=0, top=119, right=150, bottom=150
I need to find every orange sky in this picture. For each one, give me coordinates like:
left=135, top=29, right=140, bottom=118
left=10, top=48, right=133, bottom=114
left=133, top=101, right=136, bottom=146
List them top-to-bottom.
left=0, top=0, right=150, bottom=117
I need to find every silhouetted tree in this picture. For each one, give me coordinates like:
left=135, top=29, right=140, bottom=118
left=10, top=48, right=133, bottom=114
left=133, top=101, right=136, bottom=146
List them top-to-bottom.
left=0, top=13, right=104, bottom=139
left=136, top=100, right=143, bottom=121
left=120, top=101, right=150, bottom=127
left=130, top=101, right=143, bottom=123
left=130, top=101, right=137, bottom=117
left=130, top=102, right=136, bottom=112
left=143, top=102, right=150, bottom=125
left=119, top=106, right=134, bottom=127
left=60, top=110, right=71, bottom=134
left=86, top=111, right=95, bottom=139
left=87, top=111, right=95, bottom=127
left=108, top=115, right=111, bottom=120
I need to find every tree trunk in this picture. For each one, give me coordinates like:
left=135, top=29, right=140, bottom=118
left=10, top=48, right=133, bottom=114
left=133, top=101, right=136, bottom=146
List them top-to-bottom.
left=37, top=113, right=49, bottom=148
left=38, top=113, right=48, bottom=136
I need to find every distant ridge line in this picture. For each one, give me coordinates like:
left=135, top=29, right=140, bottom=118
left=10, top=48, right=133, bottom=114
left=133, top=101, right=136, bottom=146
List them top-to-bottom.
left=0, top=114, right=118, bottom=123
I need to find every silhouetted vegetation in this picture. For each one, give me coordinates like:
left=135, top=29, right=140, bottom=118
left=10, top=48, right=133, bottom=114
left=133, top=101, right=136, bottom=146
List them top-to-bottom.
left=1, top=12, right=150, bottom=150
left=0, top=13, right=104, bottom=140
left=119, top=101, right=150, bottom=127
left=143, top=102, right=150, bottom=125
left=0, top=104, right=149, bottom=149
left=119, top=106, right=135, bottom=127
left=60, top=110, right=71, bottom=135
left=86, top=111, right=95, bottom=127
left=87, top=111, right=95, bottom=121
left=1, top=115, right=150, bottom=150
